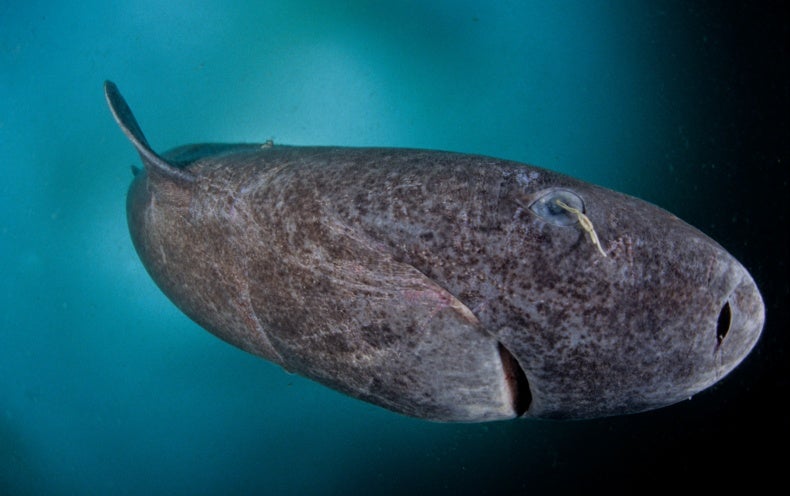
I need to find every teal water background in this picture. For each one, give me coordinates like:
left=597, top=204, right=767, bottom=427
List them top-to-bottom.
left=2, top=1, right=786, bottom=494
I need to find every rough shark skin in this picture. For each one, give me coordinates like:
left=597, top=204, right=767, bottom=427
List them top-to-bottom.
left=106, top=81, right=765, bottom=422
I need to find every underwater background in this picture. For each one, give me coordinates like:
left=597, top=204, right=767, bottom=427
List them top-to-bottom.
left=1, top=1, right=787, bottom=494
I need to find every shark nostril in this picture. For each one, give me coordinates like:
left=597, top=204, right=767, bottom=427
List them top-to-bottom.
left=716, top=301, right=732, bottom=346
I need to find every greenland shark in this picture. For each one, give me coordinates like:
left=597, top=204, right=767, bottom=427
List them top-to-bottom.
left=105, top=81, right=764, bottom=422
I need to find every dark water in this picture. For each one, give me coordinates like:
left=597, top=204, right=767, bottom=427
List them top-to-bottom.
left=2, top=1, right=786, bottom=494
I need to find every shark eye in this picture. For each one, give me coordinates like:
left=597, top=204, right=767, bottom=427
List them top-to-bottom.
left=529, top=189, right=585, bottom=226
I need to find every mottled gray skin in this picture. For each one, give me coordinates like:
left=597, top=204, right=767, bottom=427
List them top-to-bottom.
left=106, top=81, right=764, bottom=422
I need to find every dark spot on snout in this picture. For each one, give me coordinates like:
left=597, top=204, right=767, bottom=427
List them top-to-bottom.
left=716, top=301, right=732, bottom=346
left=360, top=323, right=399, bottom=347
left=498, top=343, right=531, bottom=416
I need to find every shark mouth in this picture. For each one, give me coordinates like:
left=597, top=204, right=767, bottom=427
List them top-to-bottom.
left=498, top=342, right=532, bottom=416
